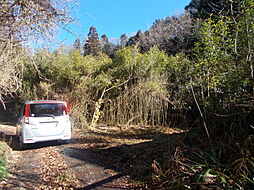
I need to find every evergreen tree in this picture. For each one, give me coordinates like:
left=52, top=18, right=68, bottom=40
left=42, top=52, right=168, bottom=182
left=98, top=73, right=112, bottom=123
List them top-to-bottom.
left=185, top=0, right=241, bottom=19
left=83, top=26, right=101, bottom=56
left=126, top=30, right=144, bottom=46
left=101, top=34, right=115, bottom=57
left=101, top=34, right=109, bottom=45
left=119, top=34, right=128, bottom=47
left=73, top=39, right=81, bottom=53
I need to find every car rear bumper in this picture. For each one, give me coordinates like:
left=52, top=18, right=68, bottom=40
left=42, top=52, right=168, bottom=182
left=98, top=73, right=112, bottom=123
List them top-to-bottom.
left=23, top=134, right=71, bottom=144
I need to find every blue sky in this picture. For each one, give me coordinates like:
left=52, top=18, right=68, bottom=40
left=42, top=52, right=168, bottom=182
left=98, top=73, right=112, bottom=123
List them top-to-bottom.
left=56, top=0, right=191, bottom=46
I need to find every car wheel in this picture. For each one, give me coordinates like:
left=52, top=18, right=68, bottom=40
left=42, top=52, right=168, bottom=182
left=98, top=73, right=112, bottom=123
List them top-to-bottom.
left=12, top=135, right=20, bottom=150
left=19, top=136, right=27, bottom=150
left=61, top=139, right=71, bottom=144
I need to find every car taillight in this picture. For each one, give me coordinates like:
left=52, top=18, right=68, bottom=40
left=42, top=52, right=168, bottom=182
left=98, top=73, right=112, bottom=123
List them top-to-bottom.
left=24, top=104, right=30, bottom=124
left=64, top=105, right=70, bottom=115
left=24, top=117, right=29, bottom=124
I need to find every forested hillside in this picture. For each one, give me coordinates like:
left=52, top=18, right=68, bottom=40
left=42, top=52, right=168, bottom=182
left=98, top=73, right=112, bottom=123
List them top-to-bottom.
left=0, top=0, right=253, bottom=189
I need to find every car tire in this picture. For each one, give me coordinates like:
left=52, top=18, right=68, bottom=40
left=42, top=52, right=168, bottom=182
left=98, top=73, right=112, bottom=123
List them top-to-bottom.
left=12, top=135, right=20, bottom=150
left=19, top=136, right=27, bottom=150
left=61, top=139, right=71, bottom=144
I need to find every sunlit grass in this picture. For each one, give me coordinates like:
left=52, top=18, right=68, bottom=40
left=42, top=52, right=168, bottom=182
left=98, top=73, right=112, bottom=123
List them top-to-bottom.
left=81, top=124, right=186, bottom=147
left=0, top=142, right=10, bottom=178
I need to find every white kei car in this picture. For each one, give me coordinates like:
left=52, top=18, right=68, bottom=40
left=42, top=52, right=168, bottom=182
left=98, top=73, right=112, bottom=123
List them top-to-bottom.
left=16, top=100, right=72, bottom=149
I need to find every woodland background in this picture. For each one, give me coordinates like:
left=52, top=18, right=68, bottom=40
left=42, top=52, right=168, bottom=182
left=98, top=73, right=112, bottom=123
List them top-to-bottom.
left=0, top=0, right=253, bottom=189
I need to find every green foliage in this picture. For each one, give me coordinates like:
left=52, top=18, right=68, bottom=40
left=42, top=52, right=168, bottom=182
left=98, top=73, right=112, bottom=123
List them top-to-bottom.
left=237, top=0, right=254, bottom=81
left=148, top=2, right=254, bottom=189
left=194, top=17, right=234, bottom=90
left=83, top=26, right=101, bottom=56
left=101, top=34, right=116, bottom=58
left=18, top=45, right=172, bottom=126
left=112, top=45, right=142, bottom=80
left=97, top=46, right=171, bottom=125
left=112, top=46, right=169, bottom=84
left=18, top=48, right=114, bottom=124
left=166, top=53, right=193, bottom=109
left=0, top=142, right=9, bottom=179
left=0, top=157, right=7, bottom=178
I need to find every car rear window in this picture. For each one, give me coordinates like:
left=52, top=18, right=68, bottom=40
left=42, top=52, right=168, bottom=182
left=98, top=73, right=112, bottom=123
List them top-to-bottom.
left=29, top=103, right=67, bottom=117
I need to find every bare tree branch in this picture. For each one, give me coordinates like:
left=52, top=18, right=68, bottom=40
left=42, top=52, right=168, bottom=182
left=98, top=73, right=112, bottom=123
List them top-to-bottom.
left=0, top=0, right=75, bottom=104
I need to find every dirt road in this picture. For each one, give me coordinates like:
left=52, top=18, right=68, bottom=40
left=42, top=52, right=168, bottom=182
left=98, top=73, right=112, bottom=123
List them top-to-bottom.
left=0, top=124, right=132, bottom=189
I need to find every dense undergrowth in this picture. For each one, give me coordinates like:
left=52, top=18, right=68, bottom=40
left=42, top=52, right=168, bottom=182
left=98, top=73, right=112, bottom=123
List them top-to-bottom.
left=151, top=114, right=254, bottom=189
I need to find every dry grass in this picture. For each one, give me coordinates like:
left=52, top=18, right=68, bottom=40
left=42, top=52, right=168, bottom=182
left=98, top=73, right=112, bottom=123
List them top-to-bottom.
left=74, top=123, right=254, bottom=189
left=0, top=124, right=16, bottom=135
left=73, top=124, right=186, bottom=188
left=84, top=124, right=185, bottom=146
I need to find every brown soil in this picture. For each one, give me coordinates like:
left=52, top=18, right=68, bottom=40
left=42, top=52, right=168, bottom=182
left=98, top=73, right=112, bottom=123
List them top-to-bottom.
left=0, top=123, right=184, bottom=190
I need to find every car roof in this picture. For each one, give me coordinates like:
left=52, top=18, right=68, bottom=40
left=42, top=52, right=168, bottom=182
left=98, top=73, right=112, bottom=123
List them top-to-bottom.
left=25, top=100, right=67, bottom=104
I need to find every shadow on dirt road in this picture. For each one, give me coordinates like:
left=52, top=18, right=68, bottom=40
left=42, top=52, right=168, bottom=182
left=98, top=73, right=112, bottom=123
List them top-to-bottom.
left=0, top=124, right=133, bottom=189
left=61, top=129, right=184, bottom=189
left=61, top=146, right=130, bottom=189
left=75, top=174, right=125, bottom=190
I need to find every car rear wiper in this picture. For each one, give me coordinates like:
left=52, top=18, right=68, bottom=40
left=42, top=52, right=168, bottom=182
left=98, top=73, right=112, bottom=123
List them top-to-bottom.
left=38, top=114, right=55, bottom=119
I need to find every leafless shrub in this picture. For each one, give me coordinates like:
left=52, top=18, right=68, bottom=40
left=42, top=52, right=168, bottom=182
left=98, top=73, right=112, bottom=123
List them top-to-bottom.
left=0, top=0, right=74, bottom=104
left=142, top=11, right=195, bottom=55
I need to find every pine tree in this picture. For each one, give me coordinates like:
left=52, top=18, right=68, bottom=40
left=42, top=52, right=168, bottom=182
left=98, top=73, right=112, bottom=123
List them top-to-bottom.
left=83, top=26, right=101, bottom=56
